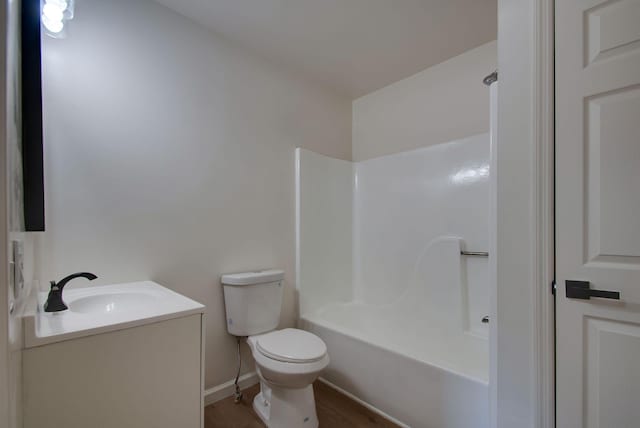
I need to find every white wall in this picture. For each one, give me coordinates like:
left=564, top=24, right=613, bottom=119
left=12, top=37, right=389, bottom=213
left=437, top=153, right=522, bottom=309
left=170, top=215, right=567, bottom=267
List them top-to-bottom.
left=38, top=0, right=352, bottom=389
left=352, top=41, right=497, bottom=161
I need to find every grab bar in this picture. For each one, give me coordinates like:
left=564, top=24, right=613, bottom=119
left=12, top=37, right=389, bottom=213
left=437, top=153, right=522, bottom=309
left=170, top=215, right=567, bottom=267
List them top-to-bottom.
left=461, top=251, right=489, bottom=257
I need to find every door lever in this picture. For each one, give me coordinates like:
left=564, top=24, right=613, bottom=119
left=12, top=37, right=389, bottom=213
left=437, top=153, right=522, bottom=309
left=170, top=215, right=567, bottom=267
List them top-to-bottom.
left=565, top=280, right=620, bottom=300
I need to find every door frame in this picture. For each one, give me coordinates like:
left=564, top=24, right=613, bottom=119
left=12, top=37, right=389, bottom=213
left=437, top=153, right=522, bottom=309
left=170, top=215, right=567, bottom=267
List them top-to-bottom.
left=0, top=0, right=11, bottom=426
left=492, top=0, right=555, bottom=427
left=532, top=0, right=555, bottom=425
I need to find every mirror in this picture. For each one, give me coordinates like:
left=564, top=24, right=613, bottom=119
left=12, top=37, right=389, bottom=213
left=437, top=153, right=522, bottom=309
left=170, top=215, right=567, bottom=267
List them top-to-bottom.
left=8, top=0, right=45, bottom=232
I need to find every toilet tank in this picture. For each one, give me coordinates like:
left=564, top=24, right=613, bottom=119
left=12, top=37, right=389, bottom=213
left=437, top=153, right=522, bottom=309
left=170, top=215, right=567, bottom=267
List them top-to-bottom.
left=221, top=269, right=285, bottom=336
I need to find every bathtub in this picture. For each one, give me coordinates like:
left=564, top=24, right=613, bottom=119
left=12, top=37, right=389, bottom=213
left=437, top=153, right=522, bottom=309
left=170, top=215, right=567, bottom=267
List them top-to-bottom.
left=299, top=239, right=489, bottom=428
left=300, top=308, right=488, bottom=428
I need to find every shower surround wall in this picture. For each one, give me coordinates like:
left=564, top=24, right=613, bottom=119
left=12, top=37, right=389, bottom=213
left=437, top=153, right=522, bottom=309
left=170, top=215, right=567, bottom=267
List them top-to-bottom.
left=297, top=133, right=490, bottom=428
left=354, top=137, right=490, bottom=336
left=295, top=151, right=353, bottom=317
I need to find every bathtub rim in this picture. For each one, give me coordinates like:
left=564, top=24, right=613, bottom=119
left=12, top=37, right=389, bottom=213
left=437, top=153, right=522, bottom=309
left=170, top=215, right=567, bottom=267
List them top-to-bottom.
left=300, top=314, right=489, bottom=386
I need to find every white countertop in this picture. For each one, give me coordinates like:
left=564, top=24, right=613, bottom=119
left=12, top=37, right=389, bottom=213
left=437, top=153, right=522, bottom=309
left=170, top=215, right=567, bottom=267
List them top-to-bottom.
left=23, top=281, right=205, bottom=348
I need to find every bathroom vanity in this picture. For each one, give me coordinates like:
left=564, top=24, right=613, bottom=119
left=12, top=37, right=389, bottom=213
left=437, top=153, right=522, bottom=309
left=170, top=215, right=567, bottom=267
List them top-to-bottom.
left=21, top=281, right=205, bottom=428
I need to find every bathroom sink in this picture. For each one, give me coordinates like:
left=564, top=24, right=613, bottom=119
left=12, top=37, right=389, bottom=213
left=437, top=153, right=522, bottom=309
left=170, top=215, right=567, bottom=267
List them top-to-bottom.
left=23, top=281, right=204, bottom=348
left=70, top=292, right=157, bottom=314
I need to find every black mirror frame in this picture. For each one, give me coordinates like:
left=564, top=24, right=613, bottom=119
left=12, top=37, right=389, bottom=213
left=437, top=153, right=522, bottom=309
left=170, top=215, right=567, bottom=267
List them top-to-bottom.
left=21, top=0, right=45, bottom=231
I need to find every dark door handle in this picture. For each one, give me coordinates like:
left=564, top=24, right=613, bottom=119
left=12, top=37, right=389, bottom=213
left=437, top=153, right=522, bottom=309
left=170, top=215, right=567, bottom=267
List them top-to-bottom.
left=565, top=280, right=620, bottom=300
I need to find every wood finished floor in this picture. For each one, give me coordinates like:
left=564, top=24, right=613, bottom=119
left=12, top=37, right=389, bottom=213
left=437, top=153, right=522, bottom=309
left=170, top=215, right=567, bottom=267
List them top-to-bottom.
left=205, top=381, right=400, bottom=428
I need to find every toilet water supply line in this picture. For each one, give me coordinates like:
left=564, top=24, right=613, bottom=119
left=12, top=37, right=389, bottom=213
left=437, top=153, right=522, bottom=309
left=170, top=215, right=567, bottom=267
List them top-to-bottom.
left=234, top=337, right=243, bottom=403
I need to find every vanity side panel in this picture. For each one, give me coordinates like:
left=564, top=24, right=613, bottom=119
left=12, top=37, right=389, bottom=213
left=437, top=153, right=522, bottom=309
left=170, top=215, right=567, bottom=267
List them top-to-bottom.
left=22, top=314, right=202, bottom=428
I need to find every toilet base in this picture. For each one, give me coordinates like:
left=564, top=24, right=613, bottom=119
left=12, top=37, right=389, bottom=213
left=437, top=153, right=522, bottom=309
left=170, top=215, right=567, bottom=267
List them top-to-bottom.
left=252, top=381, right=319, bottom=428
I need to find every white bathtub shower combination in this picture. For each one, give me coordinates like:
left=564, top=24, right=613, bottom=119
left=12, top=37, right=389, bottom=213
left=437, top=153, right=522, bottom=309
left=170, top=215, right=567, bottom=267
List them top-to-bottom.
left=295, top=134, right=491, bottom=428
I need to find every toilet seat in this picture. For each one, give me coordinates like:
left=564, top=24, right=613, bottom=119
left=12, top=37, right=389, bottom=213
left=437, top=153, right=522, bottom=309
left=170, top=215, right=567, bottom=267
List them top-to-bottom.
left=247, top=328, right=329, bottom=389
left=256, top=328, right=327, bottom=363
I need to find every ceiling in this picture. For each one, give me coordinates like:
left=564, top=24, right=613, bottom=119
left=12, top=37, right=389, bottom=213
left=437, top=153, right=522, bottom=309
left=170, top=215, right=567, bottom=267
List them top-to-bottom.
left=153, top=0, right=497, bottom=98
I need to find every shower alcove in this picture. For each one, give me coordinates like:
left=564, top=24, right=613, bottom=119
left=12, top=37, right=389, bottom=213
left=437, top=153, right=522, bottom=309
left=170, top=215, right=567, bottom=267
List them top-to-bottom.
left=296, top=131, right=493, bottom=428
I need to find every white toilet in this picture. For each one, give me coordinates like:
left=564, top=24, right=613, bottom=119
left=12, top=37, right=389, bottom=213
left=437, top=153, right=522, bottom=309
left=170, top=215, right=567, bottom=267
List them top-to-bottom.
left=221, top=270, right=329, bottom=428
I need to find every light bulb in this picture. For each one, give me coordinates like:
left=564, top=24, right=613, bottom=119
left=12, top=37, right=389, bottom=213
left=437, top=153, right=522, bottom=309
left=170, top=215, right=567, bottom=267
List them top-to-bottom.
left=42, top=0, right=74, bottom=38
left=45, top=0, right=68, bottom=10
left=43, top=3, right=64, bottom=22
left=42, top=15, right=64, bottom=34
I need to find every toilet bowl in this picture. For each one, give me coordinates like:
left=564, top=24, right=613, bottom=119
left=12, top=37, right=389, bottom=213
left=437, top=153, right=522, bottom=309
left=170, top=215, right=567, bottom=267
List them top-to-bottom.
left=220, top=270, right=329, bottom=428
left=248, top=328, right=329, bottom=428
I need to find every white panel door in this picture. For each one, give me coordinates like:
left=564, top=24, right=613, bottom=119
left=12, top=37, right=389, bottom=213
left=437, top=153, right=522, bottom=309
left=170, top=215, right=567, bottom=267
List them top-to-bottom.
left=556, top=0, right=640, bottom=427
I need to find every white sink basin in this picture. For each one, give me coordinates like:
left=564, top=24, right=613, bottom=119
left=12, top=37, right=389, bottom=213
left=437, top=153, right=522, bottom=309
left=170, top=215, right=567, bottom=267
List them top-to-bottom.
left=23, top=281, right=205, bottom=348
left=70, top=292, right=157, bottom=314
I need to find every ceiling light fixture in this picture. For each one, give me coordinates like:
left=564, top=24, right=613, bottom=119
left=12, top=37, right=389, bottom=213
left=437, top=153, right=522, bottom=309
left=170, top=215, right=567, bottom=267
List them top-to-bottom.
left=42, top=0, right=74, bottom=38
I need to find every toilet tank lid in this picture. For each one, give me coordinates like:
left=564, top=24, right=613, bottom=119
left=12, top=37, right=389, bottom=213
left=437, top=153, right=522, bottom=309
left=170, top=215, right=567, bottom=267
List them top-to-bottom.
left=221, top=269, right=284, bottom=286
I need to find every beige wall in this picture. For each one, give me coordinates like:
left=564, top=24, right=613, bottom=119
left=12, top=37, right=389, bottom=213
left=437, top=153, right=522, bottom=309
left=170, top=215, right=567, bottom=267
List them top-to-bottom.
left=0, top=0, right=9, bottom=422
left=39, top=0, right=351, bottom=389
left=352, top=41, right=497, bottom=161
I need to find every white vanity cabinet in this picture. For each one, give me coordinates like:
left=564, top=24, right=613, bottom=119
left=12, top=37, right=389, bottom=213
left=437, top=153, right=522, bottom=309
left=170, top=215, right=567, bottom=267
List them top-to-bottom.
left=22, top=281, right=205, bottom=428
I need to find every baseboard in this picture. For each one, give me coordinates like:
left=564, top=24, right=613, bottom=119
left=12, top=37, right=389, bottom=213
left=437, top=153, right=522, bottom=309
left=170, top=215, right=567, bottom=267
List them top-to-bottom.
left=203, top=372, right=259, bottom=407
left=318, top=377, right=410, bottom=428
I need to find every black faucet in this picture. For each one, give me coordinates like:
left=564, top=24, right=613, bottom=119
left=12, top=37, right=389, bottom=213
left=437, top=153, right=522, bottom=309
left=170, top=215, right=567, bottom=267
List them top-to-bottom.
left=44, top=272, right=98, bottom=312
